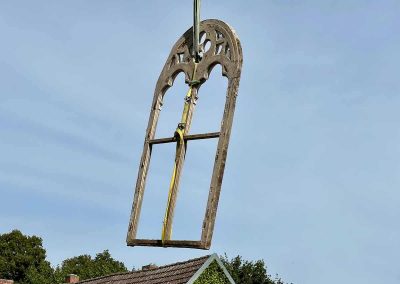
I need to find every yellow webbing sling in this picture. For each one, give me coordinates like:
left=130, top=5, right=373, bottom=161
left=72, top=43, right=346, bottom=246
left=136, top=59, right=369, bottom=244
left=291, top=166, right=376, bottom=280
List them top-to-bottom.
left=161, top=63, right=199, bottom=243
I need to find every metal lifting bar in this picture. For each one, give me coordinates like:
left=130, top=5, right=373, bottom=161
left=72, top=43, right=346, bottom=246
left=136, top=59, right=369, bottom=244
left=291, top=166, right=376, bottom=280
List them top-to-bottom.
left=193, top=0, right=201, bottom=62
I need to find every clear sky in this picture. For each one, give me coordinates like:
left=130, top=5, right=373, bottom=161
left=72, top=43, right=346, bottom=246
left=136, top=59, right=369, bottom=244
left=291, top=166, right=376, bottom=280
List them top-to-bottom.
left=1, top=1, right=399, bottom=283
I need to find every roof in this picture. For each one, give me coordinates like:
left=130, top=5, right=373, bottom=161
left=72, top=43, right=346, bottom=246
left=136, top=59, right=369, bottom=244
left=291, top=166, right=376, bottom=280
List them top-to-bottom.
left=78, top=255, right=212, bottom=284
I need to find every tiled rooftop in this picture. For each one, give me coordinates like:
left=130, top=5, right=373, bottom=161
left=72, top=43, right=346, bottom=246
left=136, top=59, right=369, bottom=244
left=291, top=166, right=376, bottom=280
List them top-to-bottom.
left=78, top=255, right=211, bottom=284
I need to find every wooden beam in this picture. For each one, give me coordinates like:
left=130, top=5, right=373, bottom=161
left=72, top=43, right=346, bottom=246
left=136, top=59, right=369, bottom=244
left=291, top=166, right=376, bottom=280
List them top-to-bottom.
left=162, top=86, right=198, bottom=241
left=149, top=132, right=220, bottom=145
left=127, top=239, right=206, bottom=249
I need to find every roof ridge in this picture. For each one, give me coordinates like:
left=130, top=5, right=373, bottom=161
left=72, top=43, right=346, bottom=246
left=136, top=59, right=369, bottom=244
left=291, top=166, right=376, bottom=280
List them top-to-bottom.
left=77, top=254, right=211, bottom=284
left=146, top=254, right=211, bottom=271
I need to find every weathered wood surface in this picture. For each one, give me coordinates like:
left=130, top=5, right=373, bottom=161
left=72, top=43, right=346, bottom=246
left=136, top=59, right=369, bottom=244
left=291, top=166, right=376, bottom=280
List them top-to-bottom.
left=127, top=19, right=242, bottom=249
left=127, top=239, right=203, bottom=249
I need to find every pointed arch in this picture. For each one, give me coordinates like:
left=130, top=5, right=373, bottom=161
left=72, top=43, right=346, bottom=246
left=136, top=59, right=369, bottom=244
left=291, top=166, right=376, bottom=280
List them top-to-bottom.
left=127, top=19, right=243, bottom=249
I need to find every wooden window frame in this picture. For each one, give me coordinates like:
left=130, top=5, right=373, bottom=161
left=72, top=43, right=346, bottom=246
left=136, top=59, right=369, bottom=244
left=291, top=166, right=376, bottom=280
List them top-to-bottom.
left=126, top=19, right=243, bottom=249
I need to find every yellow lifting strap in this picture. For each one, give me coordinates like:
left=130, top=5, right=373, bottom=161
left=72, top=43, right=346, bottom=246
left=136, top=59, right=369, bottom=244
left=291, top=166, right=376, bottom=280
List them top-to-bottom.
left=161, top=63, right=199, bottom=243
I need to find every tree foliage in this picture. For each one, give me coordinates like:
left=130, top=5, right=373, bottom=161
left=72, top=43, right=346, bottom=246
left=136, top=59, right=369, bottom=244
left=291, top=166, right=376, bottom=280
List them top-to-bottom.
left=0, top=230, right=54, bottom=284
left=0, top=230, right=291, bottom=284
left=54, top=250, right=128, bottom=282
left=221, top=255, right=288, bottom=284
left=194, top=260, right=230, bottom=284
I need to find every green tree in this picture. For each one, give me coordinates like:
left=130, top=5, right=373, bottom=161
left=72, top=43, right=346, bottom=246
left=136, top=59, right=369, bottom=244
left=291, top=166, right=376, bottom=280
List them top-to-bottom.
left=0, top=230, right=54, bottom=284
left=55, top=250, right=128, bottom=282
left=220, top=255, right=288, bottom=284
left=194, top=260, right=230, bottom=284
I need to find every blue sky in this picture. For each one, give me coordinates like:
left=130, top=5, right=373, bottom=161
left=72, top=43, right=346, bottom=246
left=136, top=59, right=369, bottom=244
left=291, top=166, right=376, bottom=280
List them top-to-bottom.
left=1, top=1, right=399, bottom=283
